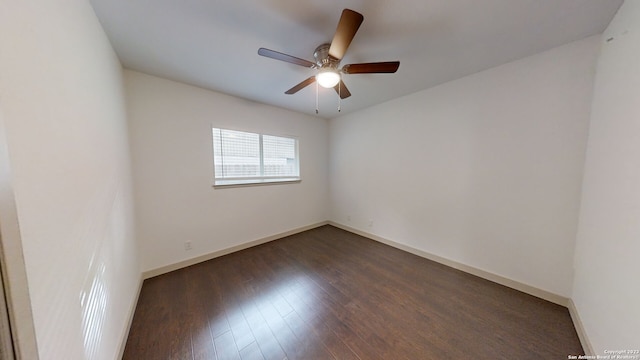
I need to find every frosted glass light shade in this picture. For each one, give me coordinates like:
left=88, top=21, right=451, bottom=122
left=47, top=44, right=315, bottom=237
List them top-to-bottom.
left=316, top=69, right=341, bottom=88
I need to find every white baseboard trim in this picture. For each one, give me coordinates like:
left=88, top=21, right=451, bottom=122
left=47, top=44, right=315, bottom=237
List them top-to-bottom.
left=142, top=221, right=329, bottom=279
left=328, top=221, right=569, bottom=307
left=117, top=276, right=143, bottom=360
left=568, top=299, right=594, bottom=355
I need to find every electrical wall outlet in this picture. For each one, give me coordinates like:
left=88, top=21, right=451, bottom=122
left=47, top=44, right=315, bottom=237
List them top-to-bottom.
left=368, top=219, right=373, bottom=227
left=184, top=241, right=192, bottom=251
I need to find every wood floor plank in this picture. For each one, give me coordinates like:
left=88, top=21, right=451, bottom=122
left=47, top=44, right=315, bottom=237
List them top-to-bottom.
left=123, top=225, right=584, bottom=359
left=242, top=246, right=338, bottom=360
left=186, top=265, right=217, bottom=360
left=165, top=271, right=194, bottom=360
left=225, top=272, right=287, bottom=360
left=122, top=277, right=172, bottom=359
left=213, top=330, right=240, bottom=360
left=238, top=341, right=264, bottom=360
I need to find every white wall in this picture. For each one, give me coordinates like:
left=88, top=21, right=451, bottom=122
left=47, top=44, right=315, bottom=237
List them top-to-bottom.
left=573, top=0, right=640, bottom=353
left=0, top=1, right=140, bottom=359
left=330, top=36, right=600, bottom=298
left=125, top=70, right=329, bottom=273
left=0, top=103, right=38, bottom=359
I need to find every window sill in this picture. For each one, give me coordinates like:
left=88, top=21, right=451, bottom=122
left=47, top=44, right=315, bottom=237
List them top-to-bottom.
left=213, top=178, right=301, bottom=189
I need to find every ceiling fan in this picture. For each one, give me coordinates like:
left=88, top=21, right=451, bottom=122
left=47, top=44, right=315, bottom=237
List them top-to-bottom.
left=258, top=8, right=400, bottom=100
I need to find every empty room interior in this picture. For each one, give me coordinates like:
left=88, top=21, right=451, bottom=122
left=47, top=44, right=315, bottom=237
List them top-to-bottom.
left=1, top=0, right=639, bottom=359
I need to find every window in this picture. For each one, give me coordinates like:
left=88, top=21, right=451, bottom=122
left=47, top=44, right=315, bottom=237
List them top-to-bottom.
left=212, top=128, right=300, bottom=187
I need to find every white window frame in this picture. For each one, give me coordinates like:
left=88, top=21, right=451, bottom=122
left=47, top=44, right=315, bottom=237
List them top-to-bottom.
left=212, top=127, right=301, bottom=187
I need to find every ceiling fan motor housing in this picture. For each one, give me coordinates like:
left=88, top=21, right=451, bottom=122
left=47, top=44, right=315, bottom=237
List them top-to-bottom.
left=314, top=44, right=339, bottom=68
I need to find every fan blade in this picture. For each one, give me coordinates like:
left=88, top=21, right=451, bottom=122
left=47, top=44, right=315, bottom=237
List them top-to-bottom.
left=328, top=9, right=364, bottom=61
left=258, top=48, right=316, bottom=68
left=342, top=61, right=400, bottom=74
left=285, top=76, right=316, bottom=94
left=333, top=80, right=351, bottom=99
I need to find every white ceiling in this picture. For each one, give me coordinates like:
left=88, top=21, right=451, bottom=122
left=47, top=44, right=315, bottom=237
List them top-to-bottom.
left=90, top=0, right=622, bottom=119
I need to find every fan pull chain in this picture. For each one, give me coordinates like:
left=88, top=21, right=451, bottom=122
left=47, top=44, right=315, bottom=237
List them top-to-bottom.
left=315, top=81, right=319, bottom=114
left=338, top=82, right=341, bottom=112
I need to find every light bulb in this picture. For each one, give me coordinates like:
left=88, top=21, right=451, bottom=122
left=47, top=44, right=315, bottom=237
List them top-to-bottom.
left=316, top=69, right=341, bottom=88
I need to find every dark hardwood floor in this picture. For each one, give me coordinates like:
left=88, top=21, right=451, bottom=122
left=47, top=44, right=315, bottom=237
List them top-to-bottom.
left=123, top=225, right=583, bottom=359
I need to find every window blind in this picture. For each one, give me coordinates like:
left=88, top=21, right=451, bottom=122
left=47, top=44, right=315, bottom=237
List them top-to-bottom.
left=213, top=128, right=299, bottom=186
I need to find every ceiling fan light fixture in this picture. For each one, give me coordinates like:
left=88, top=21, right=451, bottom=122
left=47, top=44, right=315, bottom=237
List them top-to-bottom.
left=258, top=9, right=398, bottom=101
left=316, top=68, right=341, bottom=88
